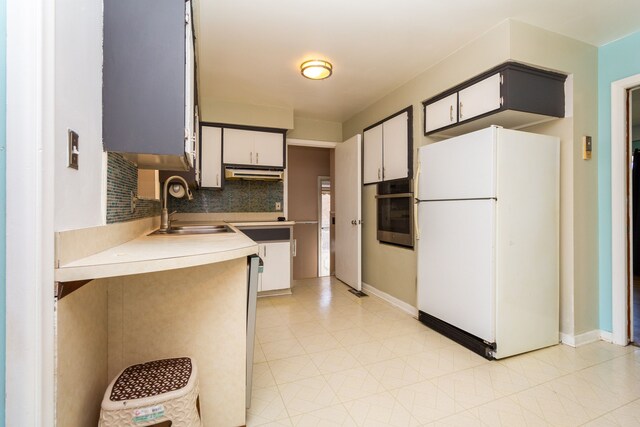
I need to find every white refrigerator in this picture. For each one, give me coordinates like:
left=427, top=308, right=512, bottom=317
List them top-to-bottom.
left=416, top=126, right=559, bottom=359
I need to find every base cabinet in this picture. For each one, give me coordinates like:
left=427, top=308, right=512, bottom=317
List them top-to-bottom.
left=258, top=242, right=291, bottom=292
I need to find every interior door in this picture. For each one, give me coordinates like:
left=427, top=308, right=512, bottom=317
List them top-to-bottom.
left=335, top=134, right=362, bottom=291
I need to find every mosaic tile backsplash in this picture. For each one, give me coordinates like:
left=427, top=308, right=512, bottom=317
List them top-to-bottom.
left=106, top=153, right=161, bottom=223
left=168, top=179, right=283, bottom=213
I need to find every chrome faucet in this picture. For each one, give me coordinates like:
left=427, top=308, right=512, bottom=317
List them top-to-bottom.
left=160, top=176, right=194, bottom=231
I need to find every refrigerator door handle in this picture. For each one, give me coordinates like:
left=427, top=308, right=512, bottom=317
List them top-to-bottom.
left=414, top=162, right=421, bottom=240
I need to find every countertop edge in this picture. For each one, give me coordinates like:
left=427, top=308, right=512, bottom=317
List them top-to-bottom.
left=55, top=244, right=259, bottom=282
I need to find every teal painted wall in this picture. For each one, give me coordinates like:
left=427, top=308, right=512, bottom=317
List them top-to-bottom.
left=0, top=0, right=6, bottom=422
left=598, top=30, right=640, bottom=332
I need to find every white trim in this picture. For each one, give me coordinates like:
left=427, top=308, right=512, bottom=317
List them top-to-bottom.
left=6, top=0, right=56, bottom=424
left=611, top=73, right=640, bottom=346
left=287, top=138, right=338, bottom=148
left=362, top=282, right=419, bottom=318
left=560, top=330, right=601, bottom=347
left=560, top=330, right=613, bottom=347
left=600, top=330, right=614, bottom=343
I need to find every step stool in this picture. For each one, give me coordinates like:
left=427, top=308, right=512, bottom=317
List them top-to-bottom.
left=98, top=357, right=203, bottom=427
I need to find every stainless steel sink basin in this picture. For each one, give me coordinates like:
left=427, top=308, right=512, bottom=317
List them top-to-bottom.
left=149, top=224, right=235, bottom=236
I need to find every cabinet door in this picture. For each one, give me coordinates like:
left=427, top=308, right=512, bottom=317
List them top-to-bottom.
left=184, top=1, right=195, bottom=167
left=458, top=73, right=502, bottom=123
left=425, top=93, right=457, bottom=133
left=382, top=112, right=409, bottom=181
left=363, top=124, right=383, bottom=184
left=200, top=126, right=222, bottom=188
left=223, top=128, right=255, bottom=165
left=254, top=132, right=284, bottom=167
left=260, top=242, right=291, bottom=292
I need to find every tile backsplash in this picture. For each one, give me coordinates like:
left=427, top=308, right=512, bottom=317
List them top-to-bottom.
left=106, top=153, right=161, bottom=223
left=168, top=179, right=283, bottom=213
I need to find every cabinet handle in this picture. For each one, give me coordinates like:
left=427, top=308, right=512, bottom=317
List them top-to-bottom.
left=459, top=102, right=463, bottom=119
left=449, top=105, right=453, bottom=122
left=250, top=152, right=253, bottom=163
left=256, top=152, right=259, bottom=164
left=383, top=167, right=386, bottom=180
left=378, top=168, right=381, bottom=180
left=216, top=174, right=219, bottom=186
left=264, top=245, right=267, bottom=257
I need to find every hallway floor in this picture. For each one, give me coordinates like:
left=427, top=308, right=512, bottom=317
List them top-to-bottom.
left=248, top=277, right=640, bottom=426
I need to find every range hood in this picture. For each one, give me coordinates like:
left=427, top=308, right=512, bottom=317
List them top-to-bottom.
left=225, top=167, right=284, bottom=181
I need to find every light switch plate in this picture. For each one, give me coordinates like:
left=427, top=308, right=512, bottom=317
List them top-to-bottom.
left=68, top=129, right=79, bottom=169
left=582, top=135, right=592, bottom=160
left=275, top=202, right=281, bottom=211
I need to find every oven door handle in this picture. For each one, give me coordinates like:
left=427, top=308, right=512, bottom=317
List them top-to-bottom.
left=375, top=193, right=414, bottom=199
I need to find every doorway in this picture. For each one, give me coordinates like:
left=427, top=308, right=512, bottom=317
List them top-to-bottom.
left=630, top=87, right=640, bottom=345
left=287, top=145, right=331, bottom=280
left=318, top=177, right=331, bottom=277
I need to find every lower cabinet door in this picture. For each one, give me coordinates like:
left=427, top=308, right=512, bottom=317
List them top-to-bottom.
left=260, top=241, right=291, bottom=292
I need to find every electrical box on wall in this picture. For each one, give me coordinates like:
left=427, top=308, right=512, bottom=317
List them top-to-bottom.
left=68, top=129, right=79, bottom=169
left=582, top=135, right=592, bottom=160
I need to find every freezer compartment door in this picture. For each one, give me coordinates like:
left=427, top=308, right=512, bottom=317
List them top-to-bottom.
left=417, top=126, right=496, bottom=200
left=417, top=199, right=495, bottom=342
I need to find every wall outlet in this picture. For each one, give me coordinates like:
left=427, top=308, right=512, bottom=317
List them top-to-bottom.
left=275, top=201, right=281, bottom=211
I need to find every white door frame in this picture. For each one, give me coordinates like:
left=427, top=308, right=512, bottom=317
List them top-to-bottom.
left=6, top=0, right=56, bottom=425
left=612, top=73, right=640, bottom=346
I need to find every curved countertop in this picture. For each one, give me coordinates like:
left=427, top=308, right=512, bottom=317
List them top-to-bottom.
left=54, top=223, right=259, bottom=282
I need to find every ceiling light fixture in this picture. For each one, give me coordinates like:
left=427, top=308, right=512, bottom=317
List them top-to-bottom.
left=300, top=59, right=333, bottom=80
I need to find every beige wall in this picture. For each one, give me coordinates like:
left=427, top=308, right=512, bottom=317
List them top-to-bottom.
left=341, top=19, right=599, bottom=339
left=342, top=20, right=512, bottom=306
left=509, top=20, right=599, bottom=336
left=201, top=98, right=294, bottom=129
left=287, top=116, right=343, bottom=142
left=288, top=146, right=331, bottom=279
left=56, top=259, right=248, bottom=427
left=57, top=279, right=108, bottom=427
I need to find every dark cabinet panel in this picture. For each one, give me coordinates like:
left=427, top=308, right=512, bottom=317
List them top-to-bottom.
left=103, top=0, right=193, bottom=170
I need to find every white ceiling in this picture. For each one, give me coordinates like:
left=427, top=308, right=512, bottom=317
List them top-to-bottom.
left=196, top=0, right=640, bottom=123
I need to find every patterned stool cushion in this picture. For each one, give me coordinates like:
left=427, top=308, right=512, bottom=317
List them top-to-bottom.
left=99, top=357, right=202, bottom=427
left=110, top=357, right=192, bottom=401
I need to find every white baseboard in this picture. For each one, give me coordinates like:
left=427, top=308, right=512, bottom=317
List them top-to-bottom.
left=362, top=282, right=418, bottom=318
left=561, top=330, right=614, bottom=347
left=599, top=330, right=613, bottom=343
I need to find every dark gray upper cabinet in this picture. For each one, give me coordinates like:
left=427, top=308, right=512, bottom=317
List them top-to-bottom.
left=103, top=0, right=196, bottom=171
left=423, top=62, right=567, bottom=138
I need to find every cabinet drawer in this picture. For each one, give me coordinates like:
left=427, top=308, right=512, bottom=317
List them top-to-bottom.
left=458, top=73, right=502, bottom=122
left=425, top=93, right=458, bottom=133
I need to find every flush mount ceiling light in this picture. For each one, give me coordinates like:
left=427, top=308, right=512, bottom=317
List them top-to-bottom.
left=300, top=59, right=333, bottom=80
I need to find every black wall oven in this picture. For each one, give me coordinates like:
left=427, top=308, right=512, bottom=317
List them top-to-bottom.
left=376, top=178, right=414, bottom=248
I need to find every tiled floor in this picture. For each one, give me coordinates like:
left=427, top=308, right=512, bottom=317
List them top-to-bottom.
left=248, top=277, right=640, bottom=426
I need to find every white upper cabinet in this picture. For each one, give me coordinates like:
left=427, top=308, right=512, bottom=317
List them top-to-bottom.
left=423, top=62, right=566, bottom=137
left=458, top=73, right=502, bottom=123
left=425, top=93, right=458, bottom=134
left=363, top=107, right=412, bottom=184
left=382, top=111, right=409, bottom=181
left=363, top=124, right=383, bottom=184
left=200, top=126, right=222, bottom=188
left=223, top=128, right=284, bottom=168
left=223, top=129, right=255, bottom=165
left=255, top=132, right=284, bottom=167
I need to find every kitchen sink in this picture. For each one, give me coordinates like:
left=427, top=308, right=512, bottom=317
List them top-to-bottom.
left=149, top=224, right=235, bottom=236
